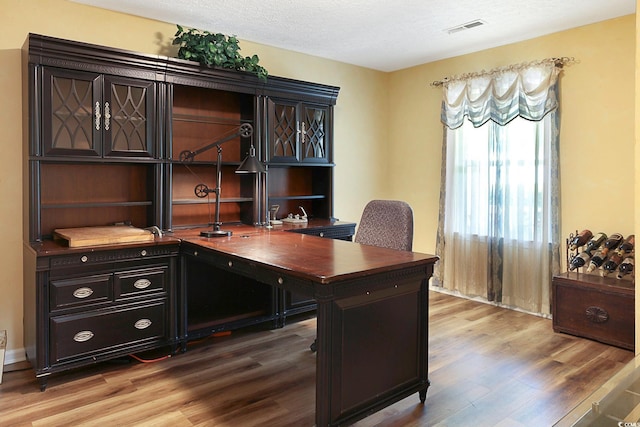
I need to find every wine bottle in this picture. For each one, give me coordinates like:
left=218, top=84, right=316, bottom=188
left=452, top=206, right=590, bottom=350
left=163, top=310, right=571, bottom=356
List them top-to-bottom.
left=569, top=229, right=593, bottom=250
left=570, top=232, right=607, bottom=272
left=584, top=232, right=607, bottom=253
left=601, top=233, right=624, bottom=256
left=604, top=234, right=635, bottom=275
left=615, top=234, right=635, bottom=255
left=586, top=248, right=608, bottom=273
left=569, top=251, right=593, bottom=271
left=603, top=252, right=625, bottom=275
left=617, top=256, right=635, bottom=279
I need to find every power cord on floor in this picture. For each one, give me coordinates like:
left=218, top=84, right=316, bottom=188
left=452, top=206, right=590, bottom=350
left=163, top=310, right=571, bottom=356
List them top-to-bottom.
left=128, top=330, right=232, bottom=363
left=129, top=353, right=171, bottom=363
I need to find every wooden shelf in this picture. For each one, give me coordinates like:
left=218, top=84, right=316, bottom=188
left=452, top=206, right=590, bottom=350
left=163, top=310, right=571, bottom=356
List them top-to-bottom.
left=172, top=113, right=249, bottom=125
left=269, top=195, right=325, bottom=200
left=172, top=197, right=253, bottom=205
left=43, top=201, right=153, bottom=209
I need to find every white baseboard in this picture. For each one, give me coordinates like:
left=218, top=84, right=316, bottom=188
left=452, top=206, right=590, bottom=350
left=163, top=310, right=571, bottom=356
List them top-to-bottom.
left=4, top=348, right=27, bottom=365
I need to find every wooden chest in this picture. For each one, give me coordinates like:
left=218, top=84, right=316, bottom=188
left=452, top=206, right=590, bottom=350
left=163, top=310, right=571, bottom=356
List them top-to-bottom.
left=552, top=272, right=635, bottom=351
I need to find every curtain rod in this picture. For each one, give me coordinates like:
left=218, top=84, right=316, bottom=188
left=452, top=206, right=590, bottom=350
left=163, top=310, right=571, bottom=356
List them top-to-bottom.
left=430, top=56, right=576, bottom=87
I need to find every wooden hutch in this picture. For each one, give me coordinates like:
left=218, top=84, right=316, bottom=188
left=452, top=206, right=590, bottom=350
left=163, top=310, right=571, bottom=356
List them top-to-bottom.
left=22, top=33, right=355, bottom=389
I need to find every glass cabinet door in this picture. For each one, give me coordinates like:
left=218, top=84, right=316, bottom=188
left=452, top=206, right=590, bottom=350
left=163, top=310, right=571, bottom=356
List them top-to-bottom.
left=42, top=67, right=102, bottom=156
left=41, top=68, right=155, bottom=158
left=103, top=76, right=156, bottom=158
left=266, top=98, right=330, bottom=164
left=267, top=98, right=299, bottom=163
left=300, top=104, right=329, bottom=163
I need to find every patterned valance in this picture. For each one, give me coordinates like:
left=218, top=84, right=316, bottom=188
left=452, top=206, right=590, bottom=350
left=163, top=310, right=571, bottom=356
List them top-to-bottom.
left=436, top=58, right=569, bottom=129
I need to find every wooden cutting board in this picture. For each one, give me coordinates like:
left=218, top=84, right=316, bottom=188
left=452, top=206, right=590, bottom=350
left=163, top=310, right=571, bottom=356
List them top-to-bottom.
left=54, top=226, right=154, bottom=248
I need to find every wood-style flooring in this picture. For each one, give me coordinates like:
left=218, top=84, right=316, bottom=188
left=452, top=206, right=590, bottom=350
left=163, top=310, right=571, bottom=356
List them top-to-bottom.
left=0, top=291, right=633, bottom=426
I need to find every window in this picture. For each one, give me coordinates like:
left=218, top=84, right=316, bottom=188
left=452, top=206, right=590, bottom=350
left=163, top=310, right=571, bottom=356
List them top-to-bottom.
left=433, top=59, right=564, bottom=316
left=447, top=118, right=551, bottom=242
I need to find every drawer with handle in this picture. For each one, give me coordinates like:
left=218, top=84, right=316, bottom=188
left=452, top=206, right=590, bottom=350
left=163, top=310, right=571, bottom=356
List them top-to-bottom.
left=114, top=266, right=168, bottom=300
left=50, top=274, right=112, bottom=311
left=50, top=301, right=166, bottom=363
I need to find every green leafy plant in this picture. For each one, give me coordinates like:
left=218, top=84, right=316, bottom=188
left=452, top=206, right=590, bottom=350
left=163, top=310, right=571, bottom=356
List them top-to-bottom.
left=173, top=25, right=268, bottom=81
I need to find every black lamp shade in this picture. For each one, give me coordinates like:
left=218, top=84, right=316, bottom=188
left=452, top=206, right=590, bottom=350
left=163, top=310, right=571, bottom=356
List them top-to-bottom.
left=236, top=148, right=265, bottom=173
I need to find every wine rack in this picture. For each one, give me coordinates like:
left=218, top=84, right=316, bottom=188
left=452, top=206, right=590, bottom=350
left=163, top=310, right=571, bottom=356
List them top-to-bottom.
left=554, top=228, right=635, bottom=351
left=565, top=229, right=634, bottom=282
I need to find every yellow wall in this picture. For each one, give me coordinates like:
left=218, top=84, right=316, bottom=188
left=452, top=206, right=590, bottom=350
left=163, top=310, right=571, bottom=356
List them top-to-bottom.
left=0, top=0, right=636, bottom=359
left=635, top=0, right=640, bottom=352
left=389, top=16, right=636, bottom=254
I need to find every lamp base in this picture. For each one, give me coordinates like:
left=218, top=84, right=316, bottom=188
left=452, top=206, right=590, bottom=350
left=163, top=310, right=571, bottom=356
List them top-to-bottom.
left=200, top=229, right=232, bottom=238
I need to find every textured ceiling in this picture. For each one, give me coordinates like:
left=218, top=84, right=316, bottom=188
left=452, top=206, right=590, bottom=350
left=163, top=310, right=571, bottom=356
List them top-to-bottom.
left=71, top=0, right=635, bottom=72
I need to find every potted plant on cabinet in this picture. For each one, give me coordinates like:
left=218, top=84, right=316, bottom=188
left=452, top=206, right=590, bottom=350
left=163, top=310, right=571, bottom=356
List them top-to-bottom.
left=172, top=25, right=268, bottom=81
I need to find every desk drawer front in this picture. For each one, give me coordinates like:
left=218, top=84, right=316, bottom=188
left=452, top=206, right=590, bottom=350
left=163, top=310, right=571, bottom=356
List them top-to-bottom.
left=184, top=249, right=312, bottom=293
left=115, top=266, right=168, bottom=299
left=50, top=274, right=112, bottom=311
left=50, top=301, right=166, bottom=362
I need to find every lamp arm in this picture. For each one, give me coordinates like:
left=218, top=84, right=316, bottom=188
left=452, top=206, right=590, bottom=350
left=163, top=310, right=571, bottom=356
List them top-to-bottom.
left=179, top=123, right=254, bottom=238
left=180, top=123, right=253, bottom=162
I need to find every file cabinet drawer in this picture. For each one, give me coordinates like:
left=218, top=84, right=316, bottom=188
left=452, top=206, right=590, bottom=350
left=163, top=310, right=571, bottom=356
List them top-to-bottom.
left=115, top=266, right=168, bottom=299
left=50, top=274, right=112, bottom=311
left=50, top=301, right=166, bottom=363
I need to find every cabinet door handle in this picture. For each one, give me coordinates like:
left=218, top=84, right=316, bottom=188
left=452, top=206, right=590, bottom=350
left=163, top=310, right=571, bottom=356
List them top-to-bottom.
left=95, top=102, right=101, bottom=131
left=104, top=102, right=111, bottom=131
left=301, top=121, right=307, bottom=144
left=133, top=278, right=151, bottom=289
left=72, top=287, right=94, bottom=299
left=134, top=319, right=152, bottom=330
left=73, top=330, right=94, bottom=342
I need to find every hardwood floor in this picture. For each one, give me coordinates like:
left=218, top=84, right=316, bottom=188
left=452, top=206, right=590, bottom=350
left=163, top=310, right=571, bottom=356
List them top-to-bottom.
left=0, top=291, right=633, bottom=426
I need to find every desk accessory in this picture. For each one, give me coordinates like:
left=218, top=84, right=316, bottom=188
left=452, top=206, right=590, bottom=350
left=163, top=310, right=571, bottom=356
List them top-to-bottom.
left=179, top=123, right=265, bottom=237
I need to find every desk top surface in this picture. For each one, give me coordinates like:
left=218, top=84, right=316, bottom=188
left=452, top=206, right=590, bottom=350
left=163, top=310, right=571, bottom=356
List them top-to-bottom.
left=28, top=221, right=438, bottom=284
left=175, top=224, right=438, bottom=284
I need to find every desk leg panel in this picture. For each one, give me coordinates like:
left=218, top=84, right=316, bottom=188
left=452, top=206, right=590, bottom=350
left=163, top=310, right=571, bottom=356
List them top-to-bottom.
left=316, top=275, right=429, bottom=426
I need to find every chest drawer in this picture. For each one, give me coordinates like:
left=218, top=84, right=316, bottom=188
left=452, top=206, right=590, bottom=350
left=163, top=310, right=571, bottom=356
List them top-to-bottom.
left=114, top=265, right=168, bottom=299
left=553, top=273, right=634, bottom=350
left=50, top=274, right=112, bottom=311
left=50, top=301, right=167, bottom=363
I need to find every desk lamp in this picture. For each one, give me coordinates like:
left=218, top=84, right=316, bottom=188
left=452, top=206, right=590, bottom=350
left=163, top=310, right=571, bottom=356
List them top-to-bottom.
left=179, top=123, right=265, bottom=237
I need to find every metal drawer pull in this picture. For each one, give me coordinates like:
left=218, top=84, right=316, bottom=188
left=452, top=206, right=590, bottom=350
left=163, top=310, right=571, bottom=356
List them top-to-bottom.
left=133, top=278, right=151, bottom=289
left=73, top=287, right=94, bottom=299
left=134, top=319, right=152, bottom=330
left=74, top=331, right=94, bottom=342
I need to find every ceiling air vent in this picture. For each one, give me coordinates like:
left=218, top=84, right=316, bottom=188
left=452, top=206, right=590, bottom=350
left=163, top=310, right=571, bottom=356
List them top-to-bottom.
left=446, top=20, right=486, bottom=34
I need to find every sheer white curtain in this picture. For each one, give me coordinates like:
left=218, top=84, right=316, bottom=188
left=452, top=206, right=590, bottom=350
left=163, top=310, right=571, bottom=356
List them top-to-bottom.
left=433, top=59, right=563, bottom=316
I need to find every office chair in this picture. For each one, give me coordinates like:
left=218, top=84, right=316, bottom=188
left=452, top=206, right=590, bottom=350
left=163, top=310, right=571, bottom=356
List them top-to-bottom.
left=353, top=199, right=413, bottom=251
left=310, top=200, right=414, bottom=352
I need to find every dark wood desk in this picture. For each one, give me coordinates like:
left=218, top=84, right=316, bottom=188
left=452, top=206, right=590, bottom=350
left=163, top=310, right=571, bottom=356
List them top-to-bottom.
left=175, top=225, right=438, bottom=426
